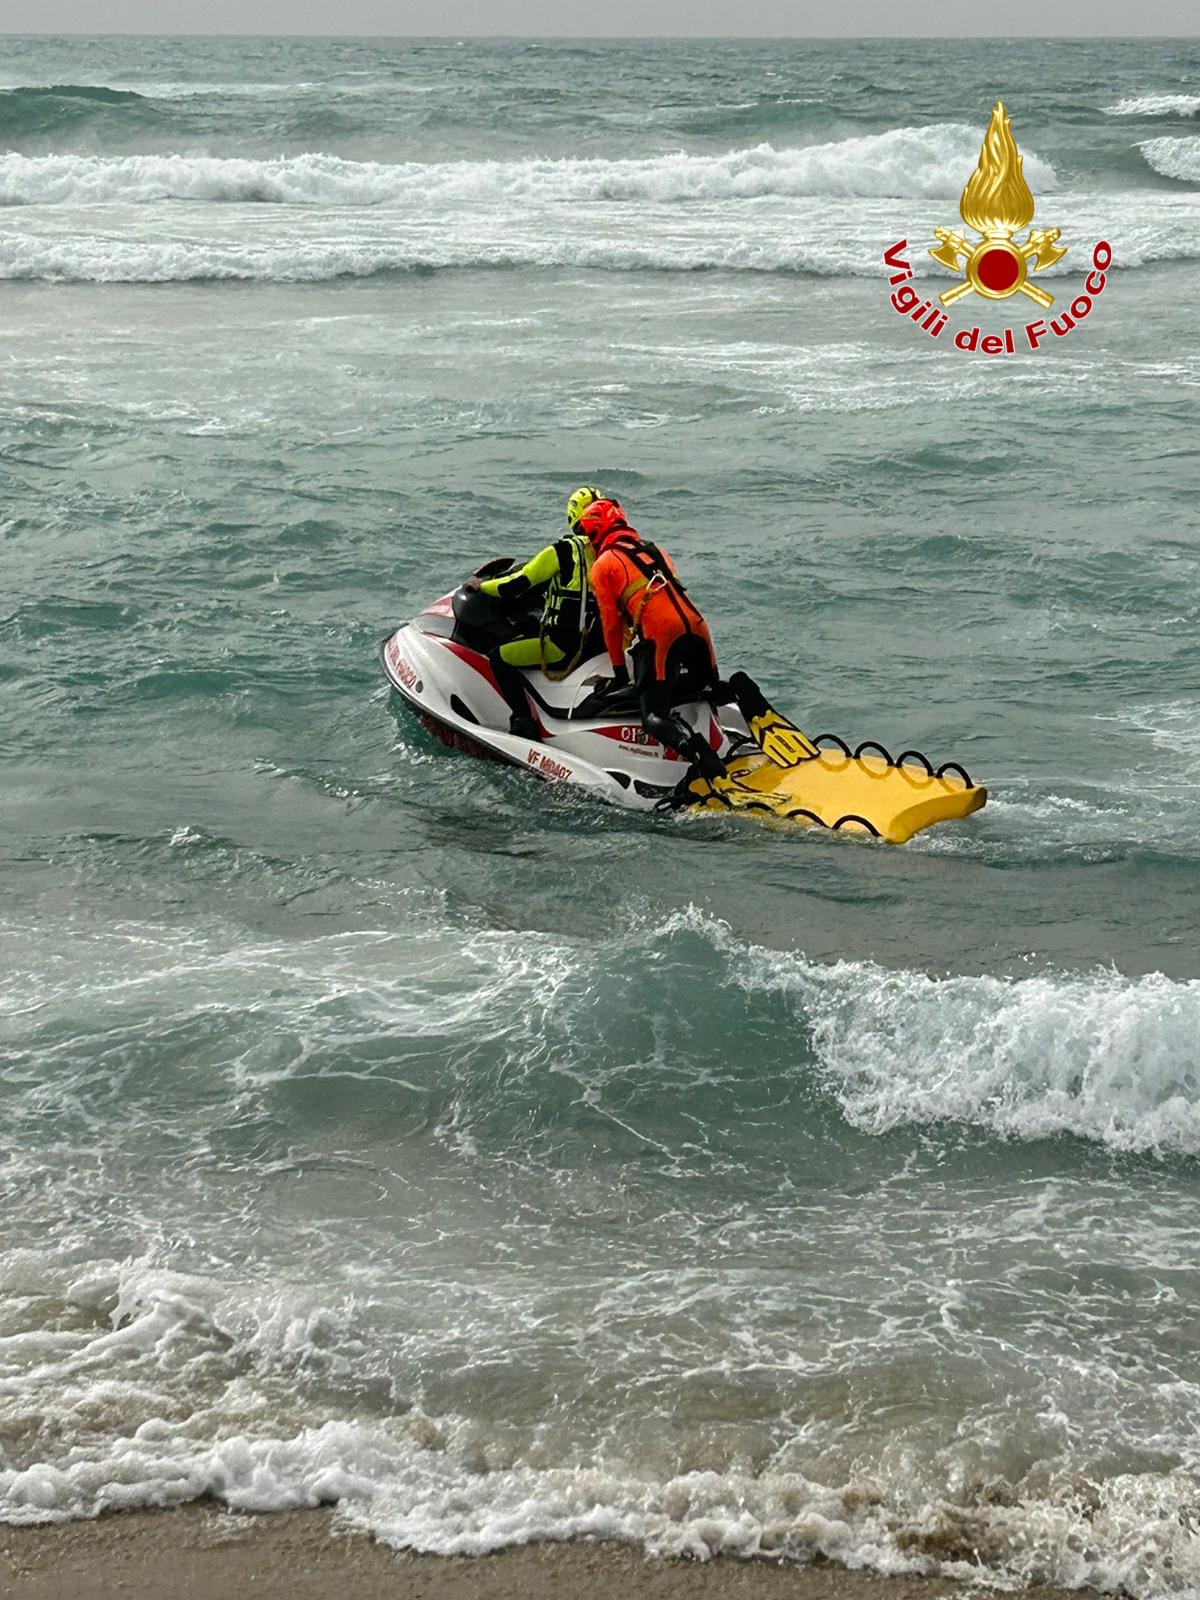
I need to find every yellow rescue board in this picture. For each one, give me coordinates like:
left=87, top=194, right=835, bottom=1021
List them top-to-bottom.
left=686, top=746, right=987, bottom=845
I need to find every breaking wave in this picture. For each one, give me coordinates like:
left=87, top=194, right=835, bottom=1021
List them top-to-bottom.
left=0, top=82, right=146, bottom=105
left=1105, top=93, right=1200, bottom=118
left=0, top=127, right=1057, bottom=208
left=1138, top=136, right=1200, bottom=184
left=0, top=210, right=1188, bottom=284
left=0, top=234, right=857, bottom=282
left=7, top=910, right=1200, bottom=1160
left=746, top=950, right=1200, bottom=1155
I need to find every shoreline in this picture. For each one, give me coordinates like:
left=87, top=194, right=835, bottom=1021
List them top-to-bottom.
left=0, top=1502, right=1085, bottom=1600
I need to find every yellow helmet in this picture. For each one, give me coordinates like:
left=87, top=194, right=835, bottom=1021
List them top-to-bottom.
left=566, top=485, right=603, bottom=529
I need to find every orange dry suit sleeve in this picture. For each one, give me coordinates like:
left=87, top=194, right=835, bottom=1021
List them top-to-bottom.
left=589, top=549, right=630, bottom=671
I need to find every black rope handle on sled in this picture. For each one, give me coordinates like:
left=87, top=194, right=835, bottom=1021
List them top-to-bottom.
left=812, top=734, right=973, bottom=789
left=813, top=734, right=852, bottom=757
left=895, top=749, right=934, bottom=776
left=935, top=761, right=973, bottom=785
left=722, top=800, right=883, bottom=838
left=777, top=807, right=883, bottom=837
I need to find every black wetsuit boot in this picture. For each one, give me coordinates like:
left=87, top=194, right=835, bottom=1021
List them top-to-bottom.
left=633, top=637, right=728, bottom=783
left=487, top=648, right=538, bottom=741
left=642, top=707, right=727, bottom=781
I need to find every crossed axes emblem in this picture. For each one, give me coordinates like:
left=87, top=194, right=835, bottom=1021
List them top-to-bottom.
left=929, top=226, right=1067, bottom=309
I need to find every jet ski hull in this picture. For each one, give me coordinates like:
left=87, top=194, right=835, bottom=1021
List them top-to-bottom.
left=379, top=616, right=730, bottom=811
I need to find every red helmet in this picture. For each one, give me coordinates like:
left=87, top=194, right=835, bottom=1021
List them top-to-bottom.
left=576, top=497, right=628, bottom=547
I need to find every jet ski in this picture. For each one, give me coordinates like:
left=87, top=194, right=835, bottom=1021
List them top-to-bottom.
left=380, top=558, right=717, bottom=811
left=380, top=561, right=987, bottom=844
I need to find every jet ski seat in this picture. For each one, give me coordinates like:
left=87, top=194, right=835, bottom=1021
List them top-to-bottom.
left=450, top=578, right=540, bottom=657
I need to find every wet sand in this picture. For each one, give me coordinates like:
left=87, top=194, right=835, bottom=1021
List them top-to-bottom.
left=0, top=1503, right=1082, bottom=1600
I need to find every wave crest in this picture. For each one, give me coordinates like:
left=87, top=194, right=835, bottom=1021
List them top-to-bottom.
left=0, top=82, right=154, bottom=143
left=0, top=82, right=147, bottom=106
left=1105, top=93, right=1200, bottom=118
left=0, top=127, right=1057, bottom=208
left=1139, top=136, right=1200, bottom=184
left=0, top=211, right=1187, bottom=285
left=6, top=911, right=1200, bottom=1157
left=780, top=958, right=1200, bottom=1153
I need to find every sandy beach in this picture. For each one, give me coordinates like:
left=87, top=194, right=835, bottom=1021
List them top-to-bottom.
left=0, top=1505, right=1085, bottom=1600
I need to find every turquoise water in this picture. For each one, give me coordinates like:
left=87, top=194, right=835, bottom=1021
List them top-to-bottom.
left=2, top=33, right=1200, bottom=1596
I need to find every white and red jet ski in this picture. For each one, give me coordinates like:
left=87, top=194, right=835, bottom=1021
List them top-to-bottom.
left=379, top=559, right=746, bottom=811
left=380, top=561, right=989, bottom=842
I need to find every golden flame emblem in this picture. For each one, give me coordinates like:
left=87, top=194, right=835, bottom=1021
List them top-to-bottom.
left=930, top=101, right=1066, bottom=308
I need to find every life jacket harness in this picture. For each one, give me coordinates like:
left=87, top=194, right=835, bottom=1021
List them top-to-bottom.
left=609, top=532, right=698, bottom=638
left=539, top=533, right=594, bottom=682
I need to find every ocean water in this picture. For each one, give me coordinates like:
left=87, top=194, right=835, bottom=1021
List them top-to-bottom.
left=3, top=30, right=1200, bottom=1597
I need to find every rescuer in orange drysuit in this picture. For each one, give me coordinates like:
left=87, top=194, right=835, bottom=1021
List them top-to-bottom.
left=576, top=498, right=728, bottom=785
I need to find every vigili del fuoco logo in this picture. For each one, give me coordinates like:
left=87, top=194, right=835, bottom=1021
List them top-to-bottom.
left=884, top=101, right=1110, bottom=354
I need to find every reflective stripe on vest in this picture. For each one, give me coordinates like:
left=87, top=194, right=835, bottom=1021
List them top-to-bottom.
left=540, top=534, right=593, bottom=680
left=541, top=534, right=590, bottom=634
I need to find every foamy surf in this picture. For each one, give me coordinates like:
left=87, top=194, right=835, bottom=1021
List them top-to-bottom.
left=1105, top=93, right=1200, bottom=118
left=0, top=127, right=1057, bottom=208
left=1138, top=136, right=1200, bottom=184
left=0, top=193, right=1191, bottom=283
left=784, top=959, right=1200, bottom=1153
left=2, top=1255, right=1198, bottom=1598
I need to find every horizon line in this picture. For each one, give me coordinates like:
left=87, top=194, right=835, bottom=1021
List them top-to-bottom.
left=1, top=28, right=1196, bottom=40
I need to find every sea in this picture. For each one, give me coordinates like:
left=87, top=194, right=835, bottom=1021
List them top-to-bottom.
left=2, top=30, right=1200, bottom=1598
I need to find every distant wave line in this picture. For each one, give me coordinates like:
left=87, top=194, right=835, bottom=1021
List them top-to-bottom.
left=0, top=129, right=1058, bottom=208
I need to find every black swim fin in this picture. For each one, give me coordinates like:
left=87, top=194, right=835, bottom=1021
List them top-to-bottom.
left=728, top=671, right=817, bottom=768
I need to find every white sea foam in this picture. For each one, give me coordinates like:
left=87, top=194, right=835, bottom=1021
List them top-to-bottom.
left=1105, top=93, right=1200, bottom=118
left=0, top=127, right=1056, bottom=208
left=1139, top=136, right=1200, bottom=183
left=0, top=170, right=1186, bottom=284
left=0, top=206, right=1187, bottom=285
left=0, top=229, right=868, bottom=283
left=1121, top=699, right=1200, bottom=780
left=4, top=917, right=1200, bottom=1596
left=738, top=945, right=1200, bottom=1155
left=0, top=1260, right=1197, bottom=1596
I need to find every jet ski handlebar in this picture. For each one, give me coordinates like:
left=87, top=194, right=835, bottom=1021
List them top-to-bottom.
left=471, top=556, right=520, bottom=581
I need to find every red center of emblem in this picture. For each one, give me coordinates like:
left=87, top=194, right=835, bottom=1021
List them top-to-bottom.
left=976, top=247, right=1021, bottom=293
